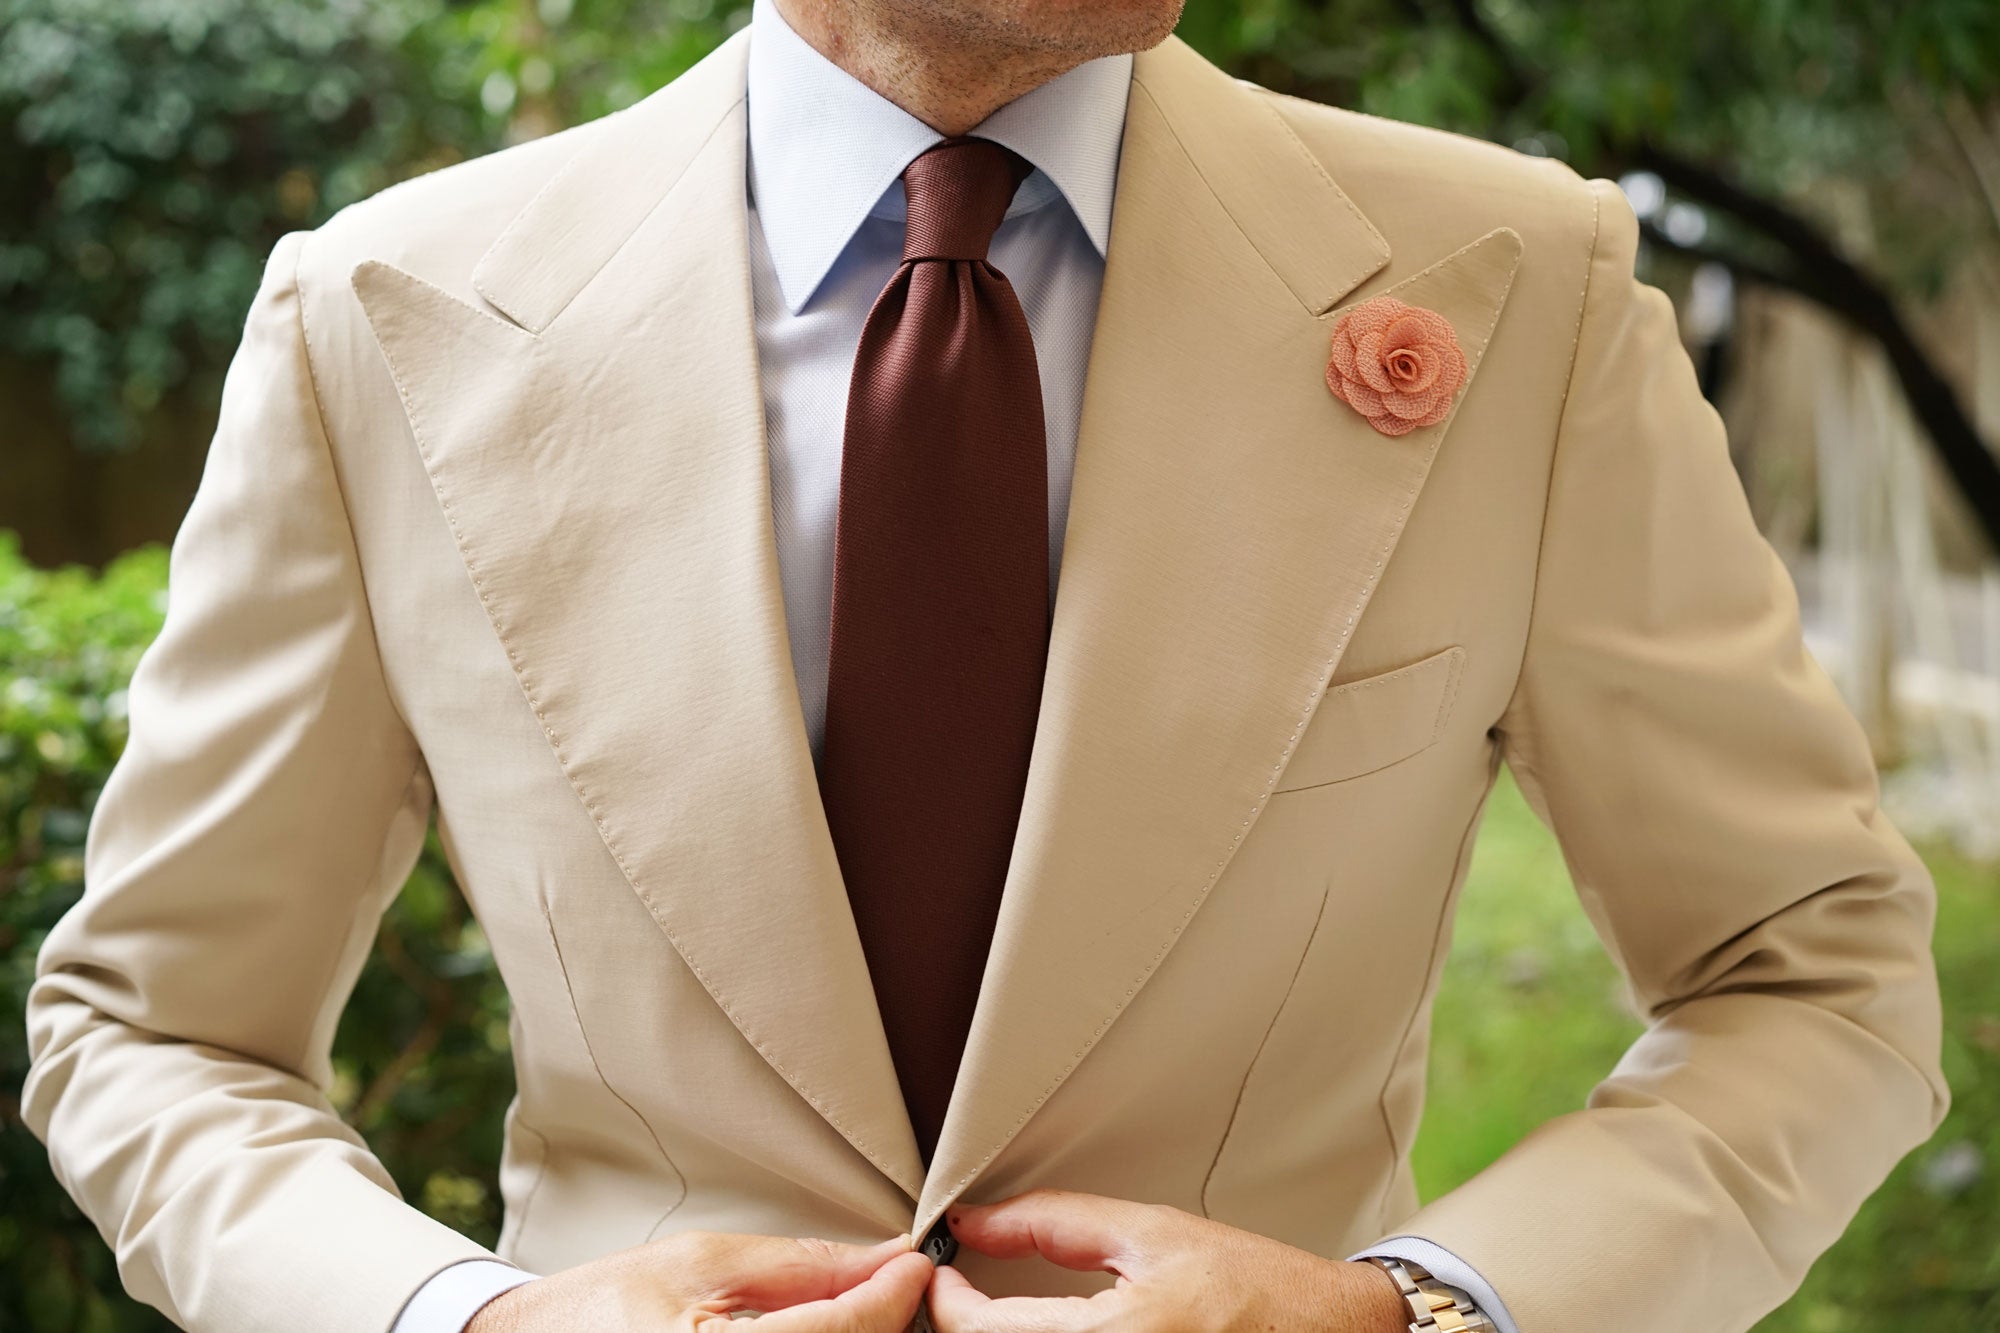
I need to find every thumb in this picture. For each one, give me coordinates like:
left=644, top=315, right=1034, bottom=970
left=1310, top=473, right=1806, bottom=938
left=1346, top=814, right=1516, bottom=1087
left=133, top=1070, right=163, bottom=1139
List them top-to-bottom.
left=945, top=1189, right=1159, bottom=1278
left=681, top=1231, right=916, bottom=1314
left=742, top=1250, right=933, bottom=1330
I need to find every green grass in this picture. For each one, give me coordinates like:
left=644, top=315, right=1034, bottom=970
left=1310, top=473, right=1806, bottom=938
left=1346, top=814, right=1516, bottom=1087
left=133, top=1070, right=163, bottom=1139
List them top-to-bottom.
left=1414, top=770, right=2000, bottom=1330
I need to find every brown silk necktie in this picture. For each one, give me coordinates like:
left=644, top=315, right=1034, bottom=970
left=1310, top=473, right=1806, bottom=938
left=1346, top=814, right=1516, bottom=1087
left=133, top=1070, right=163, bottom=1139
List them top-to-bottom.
left=817, top=136, right=1050, bottom=1167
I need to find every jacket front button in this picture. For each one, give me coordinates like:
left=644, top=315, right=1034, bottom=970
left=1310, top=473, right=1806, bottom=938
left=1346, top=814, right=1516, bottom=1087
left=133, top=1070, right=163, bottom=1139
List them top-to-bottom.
left=919, top=1214, right=958, bottom=1266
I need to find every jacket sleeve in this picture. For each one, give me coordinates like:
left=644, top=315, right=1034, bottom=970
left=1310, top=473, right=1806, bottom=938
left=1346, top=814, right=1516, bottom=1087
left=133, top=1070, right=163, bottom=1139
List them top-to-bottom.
left=1373, top=176, right=1950, bottom=1332
left=20, top=229, right=504, bottom=1333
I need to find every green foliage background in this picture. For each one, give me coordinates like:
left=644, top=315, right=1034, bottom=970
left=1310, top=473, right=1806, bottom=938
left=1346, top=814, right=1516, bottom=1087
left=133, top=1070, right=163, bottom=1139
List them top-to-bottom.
left=3, top=1, right=1997, bottom=1329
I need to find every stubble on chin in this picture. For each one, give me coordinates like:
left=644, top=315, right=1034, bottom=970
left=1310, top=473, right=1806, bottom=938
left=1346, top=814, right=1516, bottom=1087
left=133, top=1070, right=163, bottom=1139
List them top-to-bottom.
left=883, top=0, right=1184, bottom=69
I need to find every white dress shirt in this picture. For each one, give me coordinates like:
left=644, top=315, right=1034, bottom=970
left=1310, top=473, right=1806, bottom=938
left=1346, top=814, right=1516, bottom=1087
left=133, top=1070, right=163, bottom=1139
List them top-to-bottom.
left=390, top=1, right=1519, bottom=1328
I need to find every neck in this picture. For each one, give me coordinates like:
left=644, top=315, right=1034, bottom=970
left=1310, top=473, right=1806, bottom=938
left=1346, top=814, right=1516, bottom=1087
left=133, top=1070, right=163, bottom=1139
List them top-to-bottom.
left=772, top=0, right=1086, bottom=135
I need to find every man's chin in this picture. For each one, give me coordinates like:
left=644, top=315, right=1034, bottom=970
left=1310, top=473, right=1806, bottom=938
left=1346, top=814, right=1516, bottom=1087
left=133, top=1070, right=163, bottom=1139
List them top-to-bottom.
left=926, top=0, right=1188, bottom=63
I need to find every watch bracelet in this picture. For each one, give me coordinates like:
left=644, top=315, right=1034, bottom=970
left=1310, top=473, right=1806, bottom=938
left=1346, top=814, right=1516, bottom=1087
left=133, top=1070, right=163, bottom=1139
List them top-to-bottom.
left=1358, top=1254, right=1496, bottom=1333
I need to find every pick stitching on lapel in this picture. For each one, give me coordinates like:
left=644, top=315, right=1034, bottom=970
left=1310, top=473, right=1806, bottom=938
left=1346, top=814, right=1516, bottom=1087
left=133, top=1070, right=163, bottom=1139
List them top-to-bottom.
left=350, top=26, right=934, bottom=1216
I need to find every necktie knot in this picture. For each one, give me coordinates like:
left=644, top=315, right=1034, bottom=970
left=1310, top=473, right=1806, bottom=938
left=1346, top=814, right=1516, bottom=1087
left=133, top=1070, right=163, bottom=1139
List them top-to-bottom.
left=900, top=136, right=1034, bottom=263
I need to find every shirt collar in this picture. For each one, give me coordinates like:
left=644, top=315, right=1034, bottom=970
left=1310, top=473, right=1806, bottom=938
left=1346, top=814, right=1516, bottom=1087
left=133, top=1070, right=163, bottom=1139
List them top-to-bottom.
left=745, top=0, right=1132, bottom=314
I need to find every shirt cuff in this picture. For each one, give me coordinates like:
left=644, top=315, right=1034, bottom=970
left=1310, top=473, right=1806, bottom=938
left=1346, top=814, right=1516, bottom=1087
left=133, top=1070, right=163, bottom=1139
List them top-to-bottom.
left=1348, top=1235, right=1520, bottom=1333
left=390, top=1258, right=541, bottom=1333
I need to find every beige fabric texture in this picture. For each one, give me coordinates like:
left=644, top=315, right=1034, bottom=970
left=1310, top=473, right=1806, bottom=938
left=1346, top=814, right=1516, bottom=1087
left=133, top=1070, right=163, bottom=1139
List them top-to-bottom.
left=22, top=27, right=1948, bottom=1333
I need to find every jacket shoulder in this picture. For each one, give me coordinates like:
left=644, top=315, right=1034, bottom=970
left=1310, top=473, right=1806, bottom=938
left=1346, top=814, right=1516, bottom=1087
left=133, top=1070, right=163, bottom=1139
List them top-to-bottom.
left=1251, top=83, right=1604, bottom=275
left=291, top=109, right=616, bottom=315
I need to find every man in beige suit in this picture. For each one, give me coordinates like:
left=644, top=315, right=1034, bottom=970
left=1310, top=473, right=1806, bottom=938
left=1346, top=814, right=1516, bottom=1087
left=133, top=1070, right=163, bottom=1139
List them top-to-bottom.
left=22, top=0, right=1949, bottom=1329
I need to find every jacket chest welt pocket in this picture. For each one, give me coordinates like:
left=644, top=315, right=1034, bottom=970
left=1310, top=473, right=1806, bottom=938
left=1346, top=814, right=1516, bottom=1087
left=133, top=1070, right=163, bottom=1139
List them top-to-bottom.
left=1271, top=645, right=1466, bottom=794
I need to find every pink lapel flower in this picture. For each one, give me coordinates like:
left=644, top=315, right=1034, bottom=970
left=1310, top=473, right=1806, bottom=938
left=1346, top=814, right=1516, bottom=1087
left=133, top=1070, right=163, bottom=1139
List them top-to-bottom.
left=1324, top=295, right=1468, bottom=436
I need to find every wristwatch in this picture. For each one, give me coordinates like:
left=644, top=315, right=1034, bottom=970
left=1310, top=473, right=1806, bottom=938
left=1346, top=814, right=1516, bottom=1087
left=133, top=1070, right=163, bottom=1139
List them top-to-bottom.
left=1358, top=1255, right=1496, bottom=1333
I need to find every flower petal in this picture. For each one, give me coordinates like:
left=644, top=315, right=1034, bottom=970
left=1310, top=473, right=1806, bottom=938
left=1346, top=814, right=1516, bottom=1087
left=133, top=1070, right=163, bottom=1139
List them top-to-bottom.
left=1380, top=313, right=1433, bottom=352
left=1328, top=326, right=1362, bottom=382
left=1354, top=328, right=1394, bottom=392
left=1386, top=348, right=1440, bottom=392
left=1343, top=380, right=1387, bottom=415
left=1382, top=387, right=1437, bottom=420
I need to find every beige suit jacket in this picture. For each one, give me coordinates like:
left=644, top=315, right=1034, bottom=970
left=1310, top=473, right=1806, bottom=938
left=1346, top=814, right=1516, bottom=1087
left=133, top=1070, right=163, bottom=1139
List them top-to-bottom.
left=23, top=25, right=1949, bottom=1333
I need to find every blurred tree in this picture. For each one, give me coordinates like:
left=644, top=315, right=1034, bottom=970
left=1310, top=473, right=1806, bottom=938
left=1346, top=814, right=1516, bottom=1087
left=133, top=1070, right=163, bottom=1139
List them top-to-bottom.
left=6, top=0, right=1995, bottom=536
left=396, top=0, right=2000, bottom=537
left=419, top=0, right=749, bottom=141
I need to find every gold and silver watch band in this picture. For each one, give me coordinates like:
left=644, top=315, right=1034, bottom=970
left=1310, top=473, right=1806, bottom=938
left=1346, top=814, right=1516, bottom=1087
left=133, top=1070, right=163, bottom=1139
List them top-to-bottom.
left=1359, top=1255, right=1496, bottom=1333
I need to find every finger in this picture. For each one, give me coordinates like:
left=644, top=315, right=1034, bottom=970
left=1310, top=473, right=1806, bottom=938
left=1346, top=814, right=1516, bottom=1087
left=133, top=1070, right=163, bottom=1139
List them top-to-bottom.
left=945, top=1189, right=1163, bottom=1278
left=679, top=1232, right=915, bottom=1312
left=734, top=1250, right=933, bottom=1331
left=926, top=1263, right=1129, bottom=1333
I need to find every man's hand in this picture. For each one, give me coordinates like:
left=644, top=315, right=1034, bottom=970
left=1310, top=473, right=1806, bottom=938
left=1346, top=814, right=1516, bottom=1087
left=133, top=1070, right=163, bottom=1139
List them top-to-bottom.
left=927, top=1188, right=1410, bottom=1333
left=466, top=1230, right=931, bottom=1330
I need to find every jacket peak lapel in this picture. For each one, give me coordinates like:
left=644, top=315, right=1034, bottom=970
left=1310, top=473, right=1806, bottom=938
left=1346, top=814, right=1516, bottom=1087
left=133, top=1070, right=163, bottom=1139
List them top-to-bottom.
left=350, top=23, right=929, bottom=1211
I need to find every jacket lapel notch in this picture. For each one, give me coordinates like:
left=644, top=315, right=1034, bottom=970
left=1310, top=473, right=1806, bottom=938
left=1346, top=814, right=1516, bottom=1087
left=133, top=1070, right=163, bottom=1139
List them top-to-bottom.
left=471, top=26, right=751, bottom=335
left=1129, top=36, right=1391, bottom=315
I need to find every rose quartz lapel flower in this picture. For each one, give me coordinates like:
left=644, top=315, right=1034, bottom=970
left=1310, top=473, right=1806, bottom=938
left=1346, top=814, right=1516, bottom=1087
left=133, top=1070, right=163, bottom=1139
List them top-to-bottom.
left=1324, top=295, right=1469, bottom=436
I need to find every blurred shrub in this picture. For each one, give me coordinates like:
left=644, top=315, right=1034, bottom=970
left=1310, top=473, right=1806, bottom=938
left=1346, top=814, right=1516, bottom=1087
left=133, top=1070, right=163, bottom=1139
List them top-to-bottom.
left=0, top=0, right=461, bottom=449
left=0, top=528, right=516, bottom=1331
